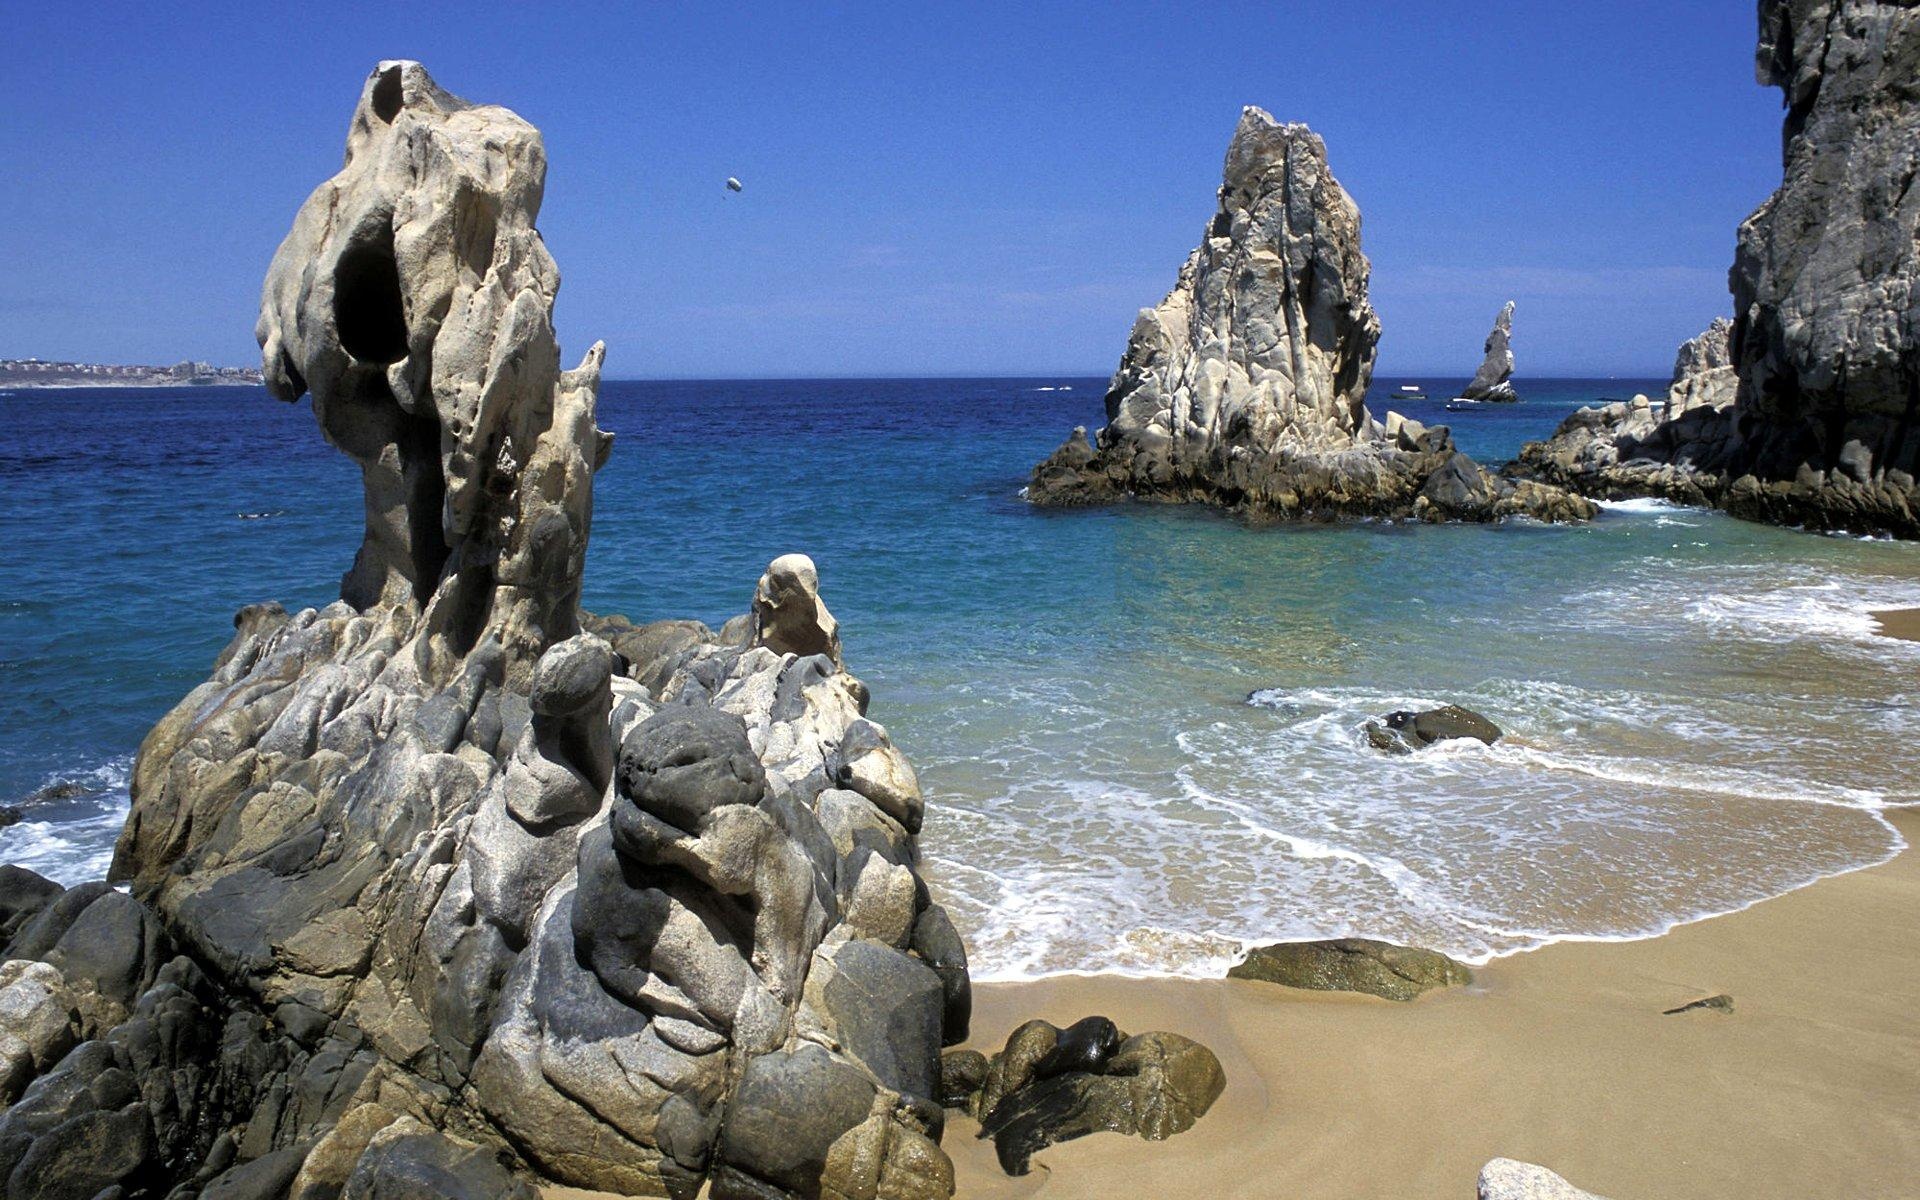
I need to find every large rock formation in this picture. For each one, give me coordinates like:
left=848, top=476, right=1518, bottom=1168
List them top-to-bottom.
left=1516, top=1, right=1920, bottom=536
left=0, top=62, right=968, bottom=1200
left=1029, top=108, right=1590, bottom=524
left=1459, top=302, right=1519, bottom=402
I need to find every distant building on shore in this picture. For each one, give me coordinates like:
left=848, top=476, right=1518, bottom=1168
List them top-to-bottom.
left=0, top=358, right=263, bottom=387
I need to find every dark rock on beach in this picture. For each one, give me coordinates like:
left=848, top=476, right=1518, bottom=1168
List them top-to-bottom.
left=1514, top=0, right=1920, bottom=538
left=1025, top=107, right=1592, bottom=525
left=1229, top=938, right=1473, bottom=1001
left=950, top=1018, right=1226, bottom=1176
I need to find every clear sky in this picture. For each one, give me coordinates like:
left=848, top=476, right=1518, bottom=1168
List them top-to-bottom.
left=1, top=1, right=1782, bottom=378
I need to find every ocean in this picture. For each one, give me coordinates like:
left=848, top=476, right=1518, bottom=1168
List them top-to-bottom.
left=4, top=377, right=1917, bottom=980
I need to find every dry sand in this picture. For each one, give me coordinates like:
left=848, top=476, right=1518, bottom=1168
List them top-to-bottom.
left=1872, top=606, right=1920, bottom=642
left=947, top=808, right=1920, bottom=1199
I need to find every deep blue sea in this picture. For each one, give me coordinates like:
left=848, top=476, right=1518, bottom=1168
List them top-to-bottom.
left=5, top=376, right=1918, bottom=978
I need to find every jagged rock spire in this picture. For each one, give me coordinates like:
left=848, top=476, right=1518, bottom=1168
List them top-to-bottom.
left=1028, top=108, right=1590, bottom=524
left=1460, top=301, right=1518, bottom=402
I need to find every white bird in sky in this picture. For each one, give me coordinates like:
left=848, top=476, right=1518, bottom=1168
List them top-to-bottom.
left=725, top=177, right=743, bottom=194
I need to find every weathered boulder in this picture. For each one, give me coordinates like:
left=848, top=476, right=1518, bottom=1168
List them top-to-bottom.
left=1514, top=2, right=1920, bottom=537
left=0, top=61, right=971, bottom=1200
left=1028, top=107, right=1589, bottom=524
left=752, top=553, right=843, bottom=668
left=1364, top=704, right=1503, bottom=754
left=1228, top=938, right=1472, bottom=1001
left=0, top=960, right=81, bottom=1104
left=951, top=1017, right=1225, bottom=1176
left=1478, top=1158, right=1612, bottom=1200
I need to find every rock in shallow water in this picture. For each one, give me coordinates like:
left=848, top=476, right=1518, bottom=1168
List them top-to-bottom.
left=1027, top=108, right=1589, bottom=525
left=1364, top=704, right=1503, bottom=754
left=1228, top=938, right=1472, bottom=1001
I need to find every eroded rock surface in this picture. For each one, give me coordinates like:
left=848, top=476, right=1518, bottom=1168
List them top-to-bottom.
left=1515, top=1, right=1920, bottom=537
left=0, top=61, right=967, bottom=1200
left=1028, top=108, right=1590, bottom=524
left=1460, top=302, right=1518, bottom=403
left=1228, top=938, right=1472, bottom=1001
left=947, top=1017, right=1225, bottom=1176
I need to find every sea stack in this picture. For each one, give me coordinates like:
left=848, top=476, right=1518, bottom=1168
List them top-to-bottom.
left=1516, top=0, right=1920, bottom=537
left=0, top=62, right=970, bottom=1200
left=1028, top=107, right=1590, bottom=524
left=1459, top=301, right=1519, bottom=402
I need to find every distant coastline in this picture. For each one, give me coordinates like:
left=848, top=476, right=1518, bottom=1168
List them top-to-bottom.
left=0, top=357, right=261, bottom=389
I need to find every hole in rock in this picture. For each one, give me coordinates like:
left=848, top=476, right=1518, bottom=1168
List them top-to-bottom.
left=371, top=66, right=404, bottom=124
left=334, top=229, right=410, bottom=366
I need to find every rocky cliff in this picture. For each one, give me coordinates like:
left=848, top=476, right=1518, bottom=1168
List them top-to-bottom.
left=1516, top=0, right=1920, bottom=536
left=0, top=62, right=968, bottom=1200
left=1028, top=108, right=1590, bottom=524
left=1459, top=302, right=1518, bottom=402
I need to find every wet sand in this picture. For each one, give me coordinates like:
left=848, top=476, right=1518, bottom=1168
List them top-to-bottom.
left=1873, top=606, right=1920, bottom=642
left=947, top=808, right=1919, bottom=1200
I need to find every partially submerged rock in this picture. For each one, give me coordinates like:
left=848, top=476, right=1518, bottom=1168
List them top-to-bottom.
left=1514, top=1, right=1920, bottom=538
left=0, top=61, right=969, bottom=1200
left=1027, top=108, right=1590, bottom=525
left=1460, top=301, right=1519, bottom=402
left=1364, top=704, right=1502, bottom=754
left=1228, top=938, right=1472, bottom=1001
left=949, top=1017, right=1225, bottom=1176
left=1478, top=1158, right=1612, bottom=1200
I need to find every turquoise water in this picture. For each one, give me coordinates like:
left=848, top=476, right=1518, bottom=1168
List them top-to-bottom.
left=4, top=377, right=1917, bottom=978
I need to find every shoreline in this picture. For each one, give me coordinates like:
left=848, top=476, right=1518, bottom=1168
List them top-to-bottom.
left=1873, top=605, right=1920, bottom=642
left=947, top=807, right=1920, bottom=1199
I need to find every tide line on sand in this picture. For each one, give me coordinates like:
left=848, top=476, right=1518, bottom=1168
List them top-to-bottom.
left=944, top=808, right=1920, bottom=1200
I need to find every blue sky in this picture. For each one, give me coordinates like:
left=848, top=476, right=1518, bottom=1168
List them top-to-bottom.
left=1, top=1, right=1780, bottom=378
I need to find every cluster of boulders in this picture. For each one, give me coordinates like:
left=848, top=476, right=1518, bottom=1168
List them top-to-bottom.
left=1516, top=0, right=1920, bottom=538
left=1027, top=108, right=1592, bottom=525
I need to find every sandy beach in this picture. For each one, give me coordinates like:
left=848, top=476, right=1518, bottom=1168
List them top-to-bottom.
left=1873, top=607, right=1920, bottom=643
left=947, top=808, right=1919, bottom=1199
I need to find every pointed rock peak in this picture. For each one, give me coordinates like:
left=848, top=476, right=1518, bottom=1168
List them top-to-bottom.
left=1461, top=301, right=1517, bottom=402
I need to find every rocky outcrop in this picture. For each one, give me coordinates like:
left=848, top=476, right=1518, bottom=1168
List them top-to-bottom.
left=1515, top=2, right=1920, bottom=537
left=0, top=62, right=968, bottom=1200
left=1027, top=108, right=1592, bottom=525
left=1460, top=302, right=1518, bottom=402
left=1512, top=320, right=1741, bottom=506
left=1228, top=938, right=1472, bottom=1001
left=945, top=1017, right=1225, bottom=1176
left=1478, top=1159, right=1612, bottom=1200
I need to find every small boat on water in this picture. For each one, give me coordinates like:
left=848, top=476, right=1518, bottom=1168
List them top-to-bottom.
left=1396, top=384, right=1428, bottom=400
left=1444, top=397, right=1485, bottom=412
